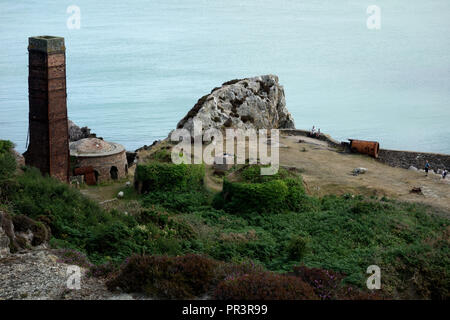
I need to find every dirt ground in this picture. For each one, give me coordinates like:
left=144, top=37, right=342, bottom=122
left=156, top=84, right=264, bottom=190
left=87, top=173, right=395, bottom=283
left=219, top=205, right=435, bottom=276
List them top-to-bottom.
left=90, top=134, right=450, bottom=218
left=279, top=134, right=450, bottom=216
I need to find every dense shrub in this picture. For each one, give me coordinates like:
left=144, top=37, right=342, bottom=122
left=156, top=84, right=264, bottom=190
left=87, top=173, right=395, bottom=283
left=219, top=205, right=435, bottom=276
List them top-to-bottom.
left=0, top=140, right=16, bottom=181
left=135, top=162, right=204, bottom=193
left=240, top=165, right=290, bottom=183
left=2, top=166, right=145, bottom=263
left=213, top=166, right=311, bottom=214
left=214, top=179, right=289, bottom=214
left=142, top=189, right=209, bottom=213
left=85, top=222, right=138, bottom=259
left=287, top=234, right=310, bottom=260
left=55, top=248, right=93, bottom=269
left=107, top=254, right=218, bottom=299
left=292, top=265, right=343, bottom=300
left=214, top=271, right=318, bottom=300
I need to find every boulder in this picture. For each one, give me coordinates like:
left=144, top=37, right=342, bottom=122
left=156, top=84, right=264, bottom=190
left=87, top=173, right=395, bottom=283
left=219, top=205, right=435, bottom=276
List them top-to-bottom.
left=176, top=75, right=295, bottom=136
left=68, top=120, right=95, bottom=142
left=408, top=166, right=418, bottom=171
left=0, top=211, right=16, bottom=255
left=0, top=211, right=51, bottom=255
left=12, top=214, right=50, bottom=247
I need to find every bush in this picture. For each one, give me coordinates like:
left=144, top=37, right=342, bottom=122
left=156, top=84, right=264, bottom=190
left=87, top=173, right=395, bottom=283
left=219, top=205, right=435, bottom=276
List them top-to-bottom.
left=0, top=140, right=16, bottom=181
left=135, top=163, right=204, bottom=193
left=240, top=165, right=289, bottom=183
left=213, top=166, right=310, bottom=214
left=214, top=179, right=289, bottom=214
left=142, top=190, right=209, bottom=213
left=86, top=222, right=138, bottom=260
left=287, top=235, right=310, bottom=260
left=54, top=248, right=93, bottom=269
left=107, top=254, right=218, bottom=299
left=293, top=265, right=343, bottom=300
left=214, top=271, right=318, bottom=300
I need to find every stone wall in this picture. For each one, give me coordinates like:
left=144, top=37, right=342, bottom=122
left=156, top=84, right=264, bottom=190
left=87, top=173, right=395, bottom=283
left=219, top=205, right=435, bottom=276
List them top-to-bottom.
left=378, top=149, right=450, bottom=171
left=73, top=150, right=127, bottom=183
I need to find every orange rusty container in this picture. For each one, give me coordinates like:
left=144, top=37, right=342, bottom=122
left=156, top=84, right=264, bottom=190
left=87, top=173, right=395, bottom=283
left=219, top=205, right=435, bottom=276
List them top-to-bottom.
left=349, top=139, right=380, bottom=158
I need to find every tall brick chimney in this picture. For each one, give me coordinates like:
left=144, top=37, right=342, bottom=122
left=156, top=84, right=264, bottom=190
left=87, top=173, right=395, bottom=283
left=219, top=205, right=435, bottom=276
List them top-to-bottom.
left=25, top=36, right=70, bottom=182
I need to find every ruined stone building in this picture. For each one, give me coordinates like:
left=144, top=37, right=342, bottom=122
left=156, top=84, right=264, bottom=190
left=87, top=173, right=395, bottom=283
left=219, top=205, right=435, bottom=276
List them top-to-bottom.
left=69, top=138, right=128, bottom=184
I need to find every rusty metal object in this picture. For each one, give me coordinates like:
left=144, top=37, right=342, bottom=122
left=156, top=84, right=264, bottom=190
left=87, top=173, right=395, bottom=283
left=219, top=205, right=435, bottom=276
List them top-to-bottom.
left=25, top=36, right=70, bottom=182
left=349, top=139, right=380, bottom=158
left=74, top=166, right=97, bottom=185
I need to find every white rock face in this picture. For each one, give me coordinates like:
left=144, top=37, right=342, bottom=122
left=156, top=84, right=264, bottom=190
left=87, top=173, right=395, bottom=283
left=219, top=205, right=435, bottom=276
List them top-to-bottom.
left=176, top=75, right=295, bottom=135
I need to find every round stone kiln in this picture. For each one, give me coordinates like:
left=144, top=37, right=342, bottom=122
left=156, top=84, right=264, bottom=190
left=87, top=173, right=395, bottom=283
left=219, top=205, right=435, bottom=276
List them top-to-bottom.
left=69, top=138, right=127, bottom=184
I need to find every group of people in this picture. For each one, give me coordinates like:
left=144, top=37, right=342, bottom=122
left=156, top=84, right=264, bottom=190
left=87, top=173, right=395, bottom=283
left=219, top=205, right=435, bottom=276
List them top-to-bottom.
left=310, top=125, right=321, bottom=138
left=424, top=160, right=448, bottom=179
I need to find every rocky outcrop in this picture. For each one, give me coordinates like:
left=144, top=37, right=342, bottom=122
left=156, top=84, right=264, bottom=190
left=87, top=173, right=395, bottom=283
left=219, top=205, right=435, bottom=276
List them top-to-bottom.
left=176, top=75, right=295, bottom=135
left=68, top=120, right=95, bottom=142
left=0, top=211, right=50, bottom=257
left=0, top=211, right=15, bottom=257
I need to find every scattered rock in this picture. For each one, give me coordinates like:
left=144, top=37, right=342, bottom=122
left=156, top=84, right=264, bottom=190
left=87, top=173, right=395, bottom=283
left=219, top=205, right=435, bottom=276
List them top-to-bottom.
left=176, top=75, right=295, bottom=136
left=352, top=168, right=368, bottom=176
left=410, top=187, right=422, bottom=194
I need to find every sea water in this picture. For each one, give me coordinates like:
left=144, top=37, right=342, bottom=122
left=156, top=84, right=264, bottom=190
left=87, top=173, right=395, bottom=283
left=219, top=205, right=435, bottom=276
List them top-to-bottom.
left=1, top=0, right=449, bottom=153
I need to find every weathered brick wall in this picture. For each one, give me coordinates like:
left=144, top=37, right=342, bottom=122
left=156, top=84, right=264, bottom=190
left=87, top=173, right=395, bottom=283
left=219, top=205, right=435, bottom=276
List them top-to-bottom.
left=26, top=36, right=69, bottom=182
left=73, top=150, right=127, bottom=183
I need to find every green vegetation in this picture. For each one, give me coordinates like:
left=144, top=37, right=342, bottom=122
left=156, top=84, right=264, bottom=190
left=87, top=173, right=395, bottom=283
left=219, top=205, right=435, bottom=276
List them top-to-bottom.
left=0, top=140, right=16, bottom=182
left=1, top=141, right=448, bottom=299
left=135, top=162, right=204, bottom=193
left=213, top=166, right=317, bottom=214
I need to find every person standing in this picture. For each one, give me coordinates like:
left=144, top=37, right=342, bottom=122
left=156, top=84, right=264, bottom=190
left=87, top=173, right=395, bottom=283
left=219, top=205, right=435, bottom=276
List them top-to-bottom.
left=424, top=160, right=430, bottom=176
left=443, top=169, right=448, bottom=180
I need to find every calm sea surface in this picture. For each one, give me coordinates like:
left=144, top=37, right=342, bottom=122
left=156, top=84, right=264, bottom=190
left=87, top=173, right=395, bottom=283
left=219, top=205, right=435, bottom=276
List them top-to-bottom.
left=1, top=0, right=449, bottom=153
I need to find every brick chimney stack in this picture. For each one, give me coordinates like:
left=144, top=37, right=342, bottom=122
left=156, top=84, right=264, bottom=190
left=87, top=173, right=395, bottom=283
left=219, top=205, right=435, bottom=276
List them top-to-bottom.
left=25, top=36, right=70, bottom=182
